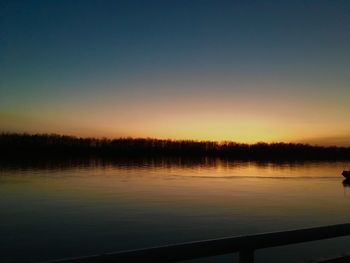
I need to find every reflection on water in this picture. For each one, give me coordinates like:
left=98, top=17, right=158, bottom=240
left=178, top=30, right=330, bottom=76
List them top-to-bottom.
left=0, top=158, right=350, bottom=263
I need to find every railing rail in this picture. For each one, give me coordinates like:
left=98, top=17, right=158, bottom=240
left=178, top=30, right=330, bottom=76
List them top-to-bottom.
left=42, top=223, right=350, bottom=263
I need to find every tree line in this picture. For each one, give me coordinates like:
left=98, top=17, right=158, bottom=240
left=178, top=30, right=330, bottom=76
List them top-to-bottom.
left=1, top=133, right=350, bottom=160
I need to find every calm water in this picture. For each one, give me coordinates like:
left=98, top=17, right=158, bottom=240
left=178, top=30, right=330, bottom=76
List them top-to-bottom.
left=1, top=158, right=350, bottom=262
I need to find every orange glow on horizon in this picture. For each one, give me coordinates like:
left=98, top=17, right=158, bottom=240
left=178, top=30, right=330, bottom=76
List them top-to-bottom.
left=1, top=81, right=350, bottom=147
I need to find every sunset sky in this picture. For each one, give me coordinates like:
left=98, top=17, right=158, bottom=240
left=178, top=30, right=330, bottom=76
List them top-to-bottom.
left=1, top=1, right=350, bottom=145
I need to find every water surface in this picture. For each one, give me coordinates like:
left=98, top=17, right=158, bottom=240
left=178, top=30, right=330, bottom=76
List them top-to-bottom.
left=1, top=158, right=350, bottom=262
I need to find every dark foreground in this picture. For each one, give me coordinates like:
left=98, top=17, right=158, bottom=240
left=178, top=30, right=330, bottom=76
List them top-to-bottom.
left=43, top=223, right=350, bottom=263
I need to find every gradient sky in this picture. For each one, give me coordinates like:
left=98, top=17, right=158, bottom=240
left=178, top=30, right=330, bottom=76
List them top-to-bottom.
left=1, top=1, right=350, bottom=145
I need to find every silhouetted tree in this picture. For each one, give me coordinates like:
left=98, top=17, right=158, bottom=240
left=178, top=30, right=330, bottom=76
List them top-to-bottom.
left=1, top=133, right=350, bottom=160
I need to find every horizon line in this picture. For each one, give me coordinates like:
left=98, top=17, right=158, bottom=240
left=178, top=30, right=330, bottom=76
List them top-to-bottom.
left=2, top=131, right=350, bottom=148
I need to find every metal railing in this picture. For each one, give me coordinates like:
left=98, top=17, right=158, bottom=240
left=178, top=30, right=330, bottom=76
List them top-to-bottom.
left=43, top=223, right=350, bottom=263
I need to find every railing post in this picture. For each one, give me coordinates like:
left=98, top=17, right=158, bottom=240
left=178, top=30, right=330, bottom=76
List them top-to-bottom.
left=239, top=249, right=254, bottom=263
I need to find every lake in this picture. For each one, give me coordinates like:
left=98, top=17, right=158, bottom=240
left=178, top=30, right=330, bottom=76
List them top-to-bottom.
left=1, top=158, right=350, bottom=262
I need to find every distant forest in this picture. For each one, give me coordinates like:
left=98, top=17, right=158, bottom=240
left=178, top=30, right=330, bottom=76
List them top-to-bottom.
left=1, top=133, right=350, bottom=160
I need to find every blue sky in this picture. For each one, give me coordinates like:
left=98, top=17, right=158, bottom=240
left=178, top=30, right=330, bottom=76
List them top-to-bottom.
left=1, top=1, right=350, bottom=144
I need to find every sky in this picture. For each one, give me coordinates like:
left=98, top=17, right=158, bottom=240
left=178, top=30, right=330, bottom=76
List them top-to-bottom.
left=1, top=0, right=350, bottom=145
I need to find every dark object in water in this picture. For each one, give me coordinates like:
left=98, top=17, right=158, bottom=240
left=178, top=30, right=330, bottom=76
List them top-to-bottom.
left=342, top=171, right=350, bottom=178
left=343, top=179, right=350, bottom=187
